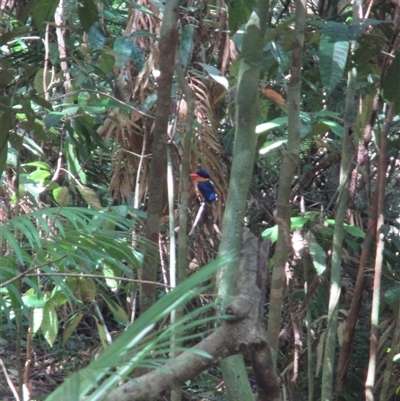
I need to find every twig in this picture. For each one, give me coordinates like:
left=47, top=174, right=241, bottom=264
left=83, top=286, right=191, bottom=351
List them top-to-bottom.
left=189, top=203, right=205, bottom=236
left=0, top=256, right=67, bottom=287
left=23, top=272, right=172, bottom=288
left=0, top=357, right=21, bottom=401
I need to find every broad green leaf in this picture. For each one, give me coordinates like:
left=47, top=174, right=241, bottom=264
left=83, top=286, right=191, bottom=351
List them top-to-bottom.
left=32, top=0, right=58, bottom=29
left=78, top=0, right=99, bottom=31
left=227, top=0, right=255, bottom=33
left=319, top=22, right=350, bottom=95
left=88, top=25, right=105, bottom=50
left=179, top=25, right=194, bottom=70
left=114, top=36, right=134, bottom=67
left=131, top=43, right=145, bottom=72
left=97, top=49, right=115, bottom=74
left=382, top=53, right=400, bottom=114
left=198, top=63, right=229, bottom=90
left=33, top=68, right=52, bottom=98
left=140, top=93, right=157, bottom=113
left=44, top=112, right=64, bottom=130
left=256, top=116, right=288, bottom=134
left=319, top=119, right=344, bottom=137
left=259, top=139, right=287, bottom=154
left=23, top=161, right=52, bottom=170
left=28, top=169, right=52, bottom=181
left=77, top=185, right=103, bottom=210
left=53, top=187, right=70, bottom=207
left=291, top=216, right=309, bottom=229
left=325, top=219, right=365, bottom=238
left=344, top=224, right=365, bottom=238
left=261, top=225, right=278, bottom=242
left=309, top=238, right=326, bottom=275
left=102, top=263, right=119, bottom=290
left=78, top=278, right=97, bottom=302
left=384, top=284, right=400, bottom=305
left=100, top=292, right=128, bottom=324
left=22, top=295, right=46, bottom=308
left=41, top=302, right=58, bottom=347
left=32, top=307, right=44, bottom=334
left=63, top=313, right=84, bottom=346
left=93, top=316, right=109, bottom=349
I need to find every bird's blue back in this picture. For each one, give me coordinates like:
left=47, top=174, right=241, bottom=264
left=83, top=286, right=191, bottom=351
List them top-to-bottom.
left=197, top=181, right=216, bottom=203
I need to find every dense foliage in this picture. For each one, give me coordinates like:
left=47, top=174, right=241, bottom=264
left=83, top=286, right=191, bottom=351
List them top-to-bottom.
left=0, top=0, right=399, bottom=400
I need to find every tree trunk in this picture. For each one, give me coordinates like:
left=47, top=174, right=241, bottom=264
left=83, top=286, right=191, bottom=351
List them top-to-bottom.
left=140, top=0, right=179, bottom=313
left=266, top=0, right=306, bottom=365
left=215, top=1, right=269, bottom=400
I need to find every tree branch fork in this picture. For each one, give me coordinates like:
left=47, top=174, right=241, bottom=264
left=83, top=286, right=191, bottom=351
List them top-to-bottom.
left=105, top=229, right=280, bottom=401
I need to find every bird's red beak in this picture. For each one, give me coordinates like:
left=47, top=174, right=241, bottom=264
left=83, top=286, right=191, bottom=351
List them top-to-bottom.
left=189, top=173, right=199, bottom=178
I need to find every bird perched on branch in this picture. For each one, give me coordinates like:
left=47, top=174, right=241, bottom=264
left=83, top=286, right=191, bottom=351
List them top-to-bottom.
left=189, top=169, right=217, bottom=203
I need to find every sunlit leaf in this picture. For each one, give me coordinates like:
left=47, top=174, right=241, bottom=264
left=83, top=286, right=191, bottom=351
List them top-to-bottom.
left=319, top=22, right=349, bottom=95
left=198, top=63, right=229, bottom=90
left=259, top=139, right=287, bottom=154
left=77, top=185, right=103, bottom=210
left=53, top=187, right=70, bottom=207
left=41, top=301, right=58, bottom=347
left=63, top=313, right=84, bottom=346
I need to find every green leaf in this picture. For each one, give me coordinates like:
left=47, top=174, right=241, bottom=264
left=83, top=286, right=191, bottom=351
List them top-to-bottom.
left=32, top=0, right=58, bottom=29
left=78, top=0, right=99, bottom=32
left=227, top=0, right=255, bottom=33
left=319, top=22, right=350, bottom=95
left=88, top=25, right=105, bottom=50
left=179, top=25, right=194, bottom=70
left=114, top=36, right=140, bottom=68
left=131, top=43, right=145, bottom=72
left=381, top=54, right=400, bottom=114
left=198, top=63, right=229, bottom=90
left=34, top=68, right=52, bottom=98
left=0, top=110, right=12, bottom=177
left=44, top=112, right=64, bottom=129
left=256, top=117, right=288, bottom=134
left=319, top=119, right=344, bottom=137
left=259, top=139, right=287, bottom=155
left=23, top=161, right=52, bottom=170
left=77, top=185, right=103, bottom=210
left=53, top=187, right=70, bottom=207
left=291, top=216, right=309, bottom=229
left=344, top=224, right=365, bottom=238
left=261, top=225, right=278, bottom=242
left=309, top=237, right=326, bottom=275
left=102, top=263, right=119, bottom=290
left=78, top=278, right=97, bottom=302
left=384, top=284, right=400, bottom=305
left=100, top=292, right=128, bottom=324
left=23, top=295, right=46, bottom=308
left=41, top=301, right=58, bottom=347
left=32, top=307, right=44, bottom=334
left=63, top=313, right=84, bottom=346
left=93, top=316, right=109, bottom=349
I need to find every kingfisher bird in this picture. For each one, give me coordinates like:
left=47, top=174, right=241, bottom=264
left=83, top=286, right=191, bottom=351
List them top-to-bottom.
left=189, top=169, right=217, bottom=203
